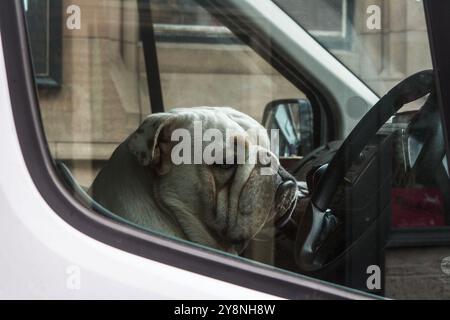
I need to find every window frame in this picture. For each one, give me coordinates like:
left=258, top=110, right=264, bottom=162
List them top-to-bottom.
left=0, top=0, right=370, bottom=300
left=7, top=0, right=450, bottom=296
left=24, top=0, right=62, bottom=88
left=148, top=0, right=242, bottom=45
left=150, top=0, right=355, bottom=51
left=272, top=0, right=354, bottom=50
left=154, top=24, right=240, bottom=45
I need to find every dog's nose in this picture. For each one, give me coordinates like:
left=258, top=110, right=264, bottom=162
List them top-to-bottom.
left=275, top=167, right=298, bottom=205
left=275, top=180, right=297, bottom=203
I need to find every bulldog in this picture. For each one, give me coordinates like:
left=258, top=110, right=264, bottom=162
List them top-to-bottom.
left=89, top=107, right=298, bottom=254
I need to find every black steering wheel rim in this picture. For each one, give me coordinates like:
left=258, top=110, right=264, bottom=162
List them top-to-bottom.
left=295, top=69, right=436, bottom=272
left=408, top=92, right=444, bottom=184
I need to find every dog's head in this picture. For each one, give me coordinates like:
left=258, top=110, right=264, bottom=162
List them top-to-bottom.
left=128, top=107, right=297, bottom=253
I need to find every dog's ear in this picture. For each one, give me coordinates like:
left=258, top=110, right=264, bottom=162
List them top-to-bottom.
left=128, top=113, right=175, bottom=175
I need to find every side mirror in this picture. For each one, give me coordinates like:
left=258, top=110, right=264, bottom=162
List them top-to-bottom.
left=262, top=99, right=314, bottom=157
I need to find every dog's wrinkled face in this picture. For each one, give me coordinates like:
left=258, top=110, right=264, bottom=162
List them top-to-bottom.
left=128, top=107, right=297, bottom=254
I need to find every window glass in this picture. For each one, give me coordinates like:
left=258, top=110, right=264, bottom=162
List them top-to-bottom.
left=25, top=0, right=450, bottom=300
left=25, top=0, right=62, bottom=86
left=271, top=0, right=450, bottom=299
left=273, top=0, right=433, bottom=97
left=276, top=0, right=348, bottom=36
left=272, top=1, right=449, bottom=223
left=149, top=2, right=305, bottom=123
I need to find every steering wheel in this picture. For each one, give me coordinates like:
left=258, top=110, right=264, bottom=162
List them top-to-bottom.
left=295, top=69, right=436, bottom=272
left=407, top=91, right=443, bottom=184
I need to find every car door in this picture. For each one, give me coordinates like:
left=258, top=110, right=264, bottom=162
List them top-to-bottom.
left=0, top=0, right=371, bottom=299
left=2, top=0, right=450, bottom=300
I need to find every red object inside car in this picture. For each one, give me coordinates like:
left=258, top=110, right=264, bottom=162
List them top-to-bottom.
left=392, top=188, right=445, bottom=228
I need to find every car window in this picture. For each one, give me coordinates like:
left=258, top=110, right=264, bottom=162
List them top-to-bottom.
left=24, top=0, right=315, bottom=279
left=25, top=0, right=450, bottom=300
left=150, top=0, right=307, bottom=124
left=270, top=0, right=450, bottom=299
left=273, top=0, right=433, bottom=98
